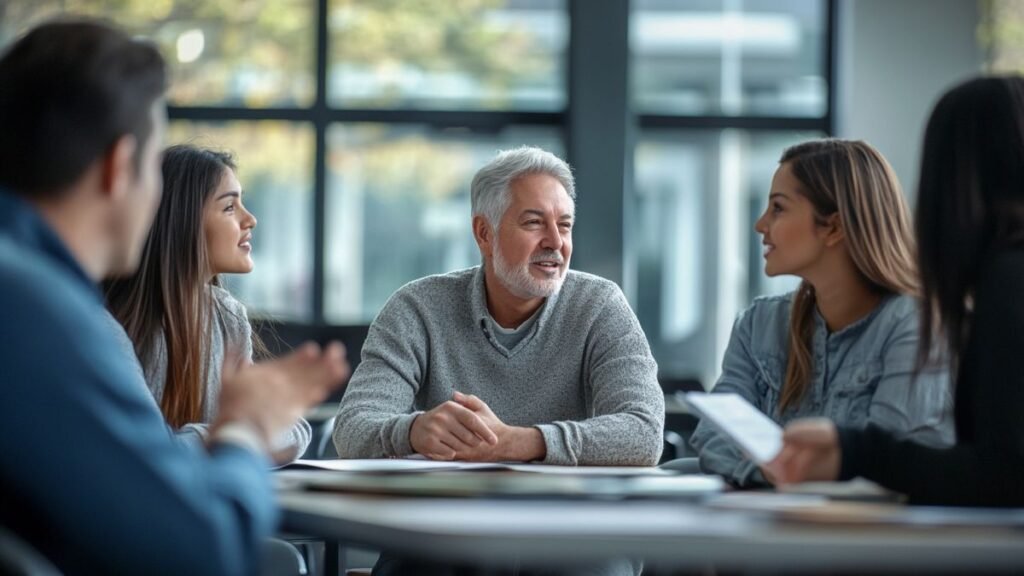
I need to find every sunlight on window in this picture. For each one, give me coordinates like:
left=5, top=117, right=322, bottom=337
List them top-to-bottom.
left=0, top=0, right=315, bottom=107
left=168, top=121, right=315, bottom=320
left=324, top=124, right=563, bottom=323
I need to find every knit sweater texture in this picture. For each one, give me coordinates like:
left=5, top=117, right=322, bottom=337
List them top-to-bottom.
left=333, top=266, right=665, bottom=466
left=107, top=285, right=311, bottom=459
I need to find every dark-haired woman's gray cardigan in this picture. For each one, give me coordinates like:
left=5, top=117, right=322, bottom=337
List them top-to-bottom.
left=106, top=286, right=311, bottom=461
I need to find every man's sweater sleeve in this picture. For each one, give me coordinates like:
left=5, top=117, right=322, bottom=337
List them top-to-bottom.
left=536, top=284, right=665, bottom=466
left=333, top=290, right=428, bottom=458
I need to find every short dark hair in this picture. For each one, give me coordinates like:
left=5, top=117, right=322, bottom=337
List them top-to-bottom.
left=0, top=19, right=167, bottom=197
left=915, top=75, right=1024, bottom=371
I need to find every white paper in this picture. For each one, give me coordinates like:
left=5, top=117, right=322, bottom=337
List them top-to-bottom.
left=684, top=392, right=782, bottom=463
left=288, top=458, right=502, bottom=473
left=288, top=458, right=668, bottom=476
left=502, top=464, right=669, bottom=476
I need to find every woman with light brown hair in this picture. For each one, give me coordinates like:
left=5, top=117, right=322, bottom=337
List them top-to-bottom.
left=768, top=77, right=1024, bottom=506
left=690, top=138, right=953, bottom=487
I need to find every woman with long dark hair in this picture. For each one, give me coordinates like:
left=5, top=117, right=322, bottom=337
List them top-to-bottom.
left=768, top=76, right=1024, bottom=506
left=691, top=139, right=953, bottom=487
left=105, top=144, right=311, bottom=462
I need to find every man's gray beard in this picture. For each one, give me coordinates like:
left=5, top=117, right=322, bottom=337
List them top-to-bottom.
left=492, top=242, right=565, bottom=299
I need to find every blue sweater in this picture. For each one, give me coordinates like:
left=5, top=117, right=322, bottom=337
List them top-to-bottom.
left=0, top=189, right=276, bottom=575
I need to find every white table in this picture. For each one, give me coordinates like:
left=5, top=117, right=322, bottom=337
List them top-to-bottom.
left=277, top=477, right=1024, bottom=574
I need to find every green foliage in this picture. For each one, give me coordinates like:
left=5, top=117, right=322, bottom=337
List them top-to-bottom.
left=0, top=0, right=315, bottom=106
left=1, top=0, right=554, bottom=108
left=330, top=0, right=550, bottom=106
left=978, top=0, right=1024, bottom=74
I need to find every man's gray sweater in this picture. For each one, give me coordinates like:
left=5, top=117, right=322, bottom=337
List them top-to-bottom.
left=333, top=266, right=665, bottom=466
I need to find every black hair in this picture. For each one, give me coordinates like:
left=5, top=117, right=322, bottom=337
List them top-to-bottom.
left=916, top=76, right=1024, bottom=371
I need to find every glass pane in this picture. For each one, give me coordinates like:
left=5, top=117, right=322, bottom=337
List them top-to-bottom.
left=328, top=0, right=567, bottom=111
left=631, top=0, right=827, bottom=117
left=980, top=0, right=1024, bottom=73
left=0, top=1, right=315, bottom=107
left=167, top=121, right=315, bottom=320
left=325, top=124, right=564, bottom=323
left=632, top=129, right=820, bottom=382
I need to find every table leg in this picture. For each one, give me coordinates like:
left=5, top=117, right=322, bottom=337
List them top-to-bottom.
left=324, top=539, right=346, bottom=576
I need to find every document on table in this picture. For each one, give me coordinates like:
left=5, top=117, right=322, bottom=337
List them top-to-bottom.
left=684, top=392, right=782, bottom=463
left=279, top=456, right=715, bottom=499
left=285, top=458, right=670, bottom=476
left=285, top=458, right=501, bottom=473
left=278, top=469, right=722, bottom=499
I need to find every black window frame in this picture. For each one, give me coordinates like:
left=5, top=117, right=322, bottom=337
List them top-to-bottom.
left=166, top=0, right=836, bottom=331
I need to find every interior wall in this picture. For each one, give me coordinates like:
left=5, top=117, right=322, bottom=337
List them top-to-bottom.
left=835, top=0, right=983, bottom=200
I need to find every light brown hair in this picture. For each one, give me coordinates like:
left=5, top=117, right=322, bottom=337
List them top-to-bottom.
left=777, top=139, right=918, bottom=413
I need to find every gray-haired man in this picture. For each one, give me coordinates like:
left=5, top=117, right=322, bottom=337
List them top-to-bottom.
left=333, top=146, right=664, bottom=468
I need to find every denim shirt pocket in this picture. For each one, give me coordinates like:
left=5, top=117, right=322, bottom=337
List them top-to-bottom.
left=827, top=360, right=881, bottom=428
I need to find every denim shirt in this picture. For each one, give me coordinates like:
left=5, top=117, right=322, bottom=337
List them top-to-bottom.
left=690, top=291, right=954, bottom=487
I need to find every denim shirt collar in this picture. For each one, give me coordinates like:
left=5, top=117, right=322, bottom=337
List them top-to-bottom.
left=0, top=188, right=98, bottom=298
left=812, top=292, right=895, bottom=340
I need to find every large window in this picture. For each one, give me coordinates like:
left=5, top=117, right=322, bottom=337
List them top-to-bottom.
left=1, top=0, right=833, bottom=383
left=1, top=0, right=568, bottom=323
left=630, top=0, right=831, bottom=383
left=632, top=0, right=827, bottom=117
left=0, top=1, right=317, bottom=107
left=327, top=1, right=566, bottom=110
left=166, top=121, right=316, bottom=319
left=324, top=124, right=563, bottom=323
left=632, top=130, right=817, bottom=379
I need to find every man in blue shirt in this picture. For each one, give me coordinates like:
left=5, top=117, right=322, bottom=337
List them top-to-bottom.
left=0, top=20, right=348, bottom=575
